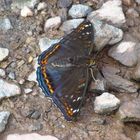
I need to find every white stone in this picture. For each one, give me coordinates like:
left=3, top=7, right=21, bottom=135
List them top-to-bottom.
left=88, top=0, right=126, bottom=27
left=37, top=2, right=47, bottom=11
left=21, top=6, right=33, bottom=17
left=44, top=16, right=61, bottom=31
left=39, top=37, right=60, bottom=52
left=0, top=47, right=9, bottom=62
left=27, top=58, right=38, bottom=82
left=0, top=69, right=6, bottom=77
left=8, top=72, right=16, bottom=80
left=0, top=79, right=21, bottom=100
left=24, top=88, right=33, bottom=94
left=94, top=92, right=120, bottom=114
left=0, top=111, right=10, bottom=133
left=5, top=133, right=59, bottom=140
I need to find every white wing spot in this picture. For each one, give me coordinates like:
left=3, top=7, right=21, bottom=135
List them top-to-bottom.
left=85, top=24, right=89, bottom=27
left=70, top=95, right=74, bottom=99
left=77, top=97, right=82, bottom=101
left=73, top=99, right=76, bottom=102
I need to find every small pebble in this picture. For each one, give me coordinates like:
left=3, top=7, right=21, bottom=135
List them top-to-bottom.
left=122, top=0, right=133, bottom=6
left=37, top=2, right=47, bottom=11
left=69, top=4, right=92, bottom=18
left=21, top=6, right=33, bottom=17
left=126, top=8, right=139, bottom=18
left=44, top=16, right=61, bottom=31
left=0, top=17, right=13, bottom=31
left=0, top=47, right=9, bottom=62
left=28, top=56, right=33, bottom=63
left=0, top=69, right=6, bottom=78
left=8, top=72, right=16, bottom=80
left=0, top=79, right=21, bottom=100
left=19, top=79, right=25, bottom=85
left=24, top=88, right=33, bottom=94
left=0, top=111, right=10, bottom=133
left=31, top=122, right=43, bottom=131
left=136, top=131, right=140, bottom=140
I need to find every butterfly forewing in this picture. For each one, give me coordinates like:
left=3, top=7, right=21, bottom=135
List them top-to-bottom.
left=37, top=20, right=94, bottom=121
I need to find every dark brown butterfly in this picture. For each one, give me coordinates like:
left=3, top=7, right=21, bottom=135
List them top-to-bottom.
left=37, top=20, right=95, bottom=121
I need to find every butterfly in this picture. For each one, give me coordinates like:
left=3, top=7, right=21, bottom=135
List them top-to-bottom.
left=37, top=20, right=96, bottom=121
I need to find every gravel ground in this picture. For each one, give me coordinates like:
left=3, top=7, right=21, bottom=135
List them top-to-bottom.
left=0, top=0, right=140, bottom=140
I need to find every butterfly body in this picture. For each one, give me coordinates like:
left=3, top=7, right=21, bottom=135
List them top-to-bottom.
left=37, top=20, right=95, bottom=121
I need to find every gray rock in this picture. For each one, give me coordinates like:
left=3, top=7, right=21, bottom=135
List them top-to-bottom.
left=11, top=0, right=40, bottom=9
left=57, top=0, right=72, bottom=8
left=88, top=0, right=126, bottom=27
left=135, top=0, right=140, bottom=4
left=68, top=4, right=92, bottom=18
left=44, top=16, right=61, bottom=31
left=0, top=17, right=13, bottom=31
left=60, top=18, right=84, bottom=33
left=61, top=18, right=123, bottom=51
left=89, top=18, right=123, bottom=51
left=39, top=37, right=60, bottom=52
left=108, top=41, right=137, bottom=67
left=0, top=47, right=9, bottom=62
left=133, top=63, right=140, bottom=81
left=102, top=66, right=139, bottom=93
left=0, top=69, right=6, bottom=78
left=8, top=72, right=16, bottom=80
left=0, top=79, right=21, bottom=101
left=94, top=92, right=120, bottom=114
left=118, top=99, right=140, bottom=122
left=0, top=111, right=10, bottom=133
left=31, top=122, right=43, bottom=131
left=136, top=131, right=140, bottom=140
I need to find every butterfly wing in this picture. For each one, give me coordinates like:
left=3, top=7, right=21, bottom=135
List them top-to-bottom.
left=37, top=20, right=94, bottom=120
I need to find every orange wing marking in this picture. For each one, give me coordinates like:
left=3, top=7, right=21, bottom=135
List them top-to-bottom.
left=76, top=24, right=86, bottom=32
left=40, top=44, right=60, bottom=94
left=41, top=45, right=60, bottom=65
left=64, top=102, right=73, bottom=116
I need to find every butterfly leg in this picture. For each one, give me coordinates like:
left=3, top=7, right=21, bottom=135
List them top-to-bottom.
left=89, top=68, right=97, bottom=82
